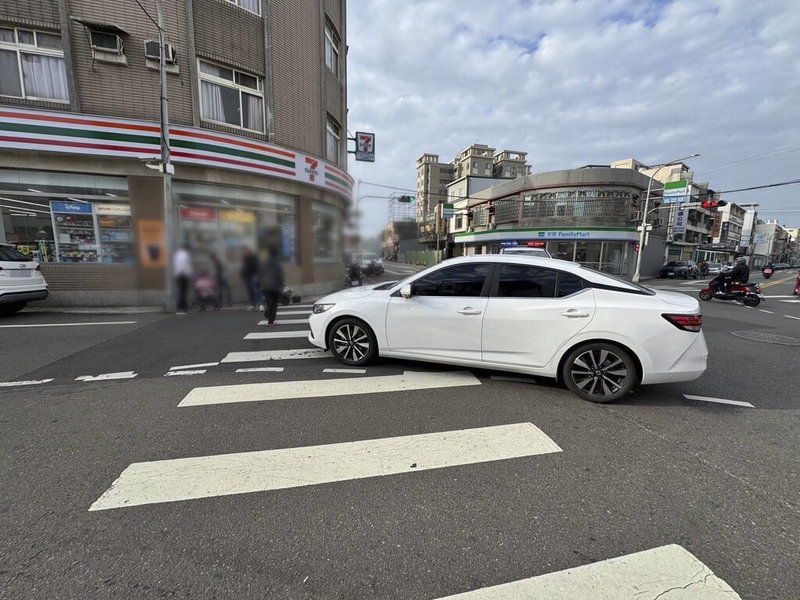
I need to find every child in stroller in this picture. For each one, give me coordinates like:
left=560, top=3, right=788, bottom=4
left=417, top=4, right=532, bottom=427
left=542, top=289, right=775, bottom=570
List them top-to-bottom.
left=192, top=270, right=219, bottom=311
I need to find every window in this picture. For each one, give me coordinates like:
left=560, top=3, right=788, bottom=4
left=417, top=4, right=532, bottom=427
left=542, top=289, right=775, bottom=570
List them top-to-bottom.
left=224, top=0, right=261, bottom=16
left=324, top=22, right=340, bottom=76
left=0, top=27, right=68, bottom=102
left=90, top=31, right=122, bottom=53
left=199, top=60, right=264, bottom=132
left=326, top=116, right=341, bottom=163
left=312, top=201, right=341, bottom=262
left=413, top=264, right=489, bottom=297
left=497, top=265, right=556, bottom=298
left=557, top=273, right=584, bottom=297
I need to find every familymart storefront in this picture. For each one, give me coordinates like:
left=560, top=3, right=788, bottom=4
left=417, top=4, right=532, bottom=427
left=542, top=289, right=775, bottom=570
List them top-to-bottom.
left=453, top=227, right=641, bottom=276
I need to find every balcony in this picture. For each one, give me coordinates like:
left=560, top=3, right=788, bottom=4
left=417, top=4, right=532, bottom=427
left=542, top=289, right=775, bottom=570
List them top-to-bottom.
left=486, top=194, right=632, bottom=228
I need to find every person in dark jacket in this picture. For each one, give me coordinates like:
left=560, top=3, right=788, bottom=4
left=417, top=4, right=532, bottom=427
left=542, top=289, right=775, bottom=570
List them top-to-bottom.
left=240, top=246, right=261, bottom=311
left=258, top=246, right=285, bottom=325
left=723, top=256, right=749, bottom=292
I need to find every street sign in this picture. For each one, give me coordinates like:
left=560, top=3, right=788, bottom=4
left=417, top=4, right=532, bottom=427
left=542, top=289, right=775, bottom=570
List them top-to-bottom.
left=355, top=132, right=375, bottom=162
left=662, top=180, right=688, bottom=205
left=672, top=207, right=687, bottom=235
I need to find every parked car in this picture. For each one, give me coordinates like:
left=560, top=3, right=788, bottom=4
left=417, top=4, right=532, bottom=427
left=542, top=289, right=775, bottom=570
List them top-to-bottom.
left=0, top=244, right=48, bottom=316
left=499, top=246, right=552, bottom=258
left=309, top=255, right=707, bottom=403
left=659, top=260, right=698, bottom=279
left=705, top=262, right=723, bottom=275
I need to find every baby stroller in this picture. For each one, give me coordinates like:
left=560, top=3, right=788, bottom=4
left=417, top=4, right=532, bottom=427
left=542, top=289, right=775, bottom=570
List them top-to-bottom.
left=192, top=271, right=219, bottom=311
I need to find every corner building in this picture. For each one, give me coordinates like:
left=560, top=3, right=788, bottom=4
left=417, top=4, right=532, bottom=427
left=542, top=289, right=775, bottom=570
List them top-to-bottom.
left=0, top=0, right=350, bottom=305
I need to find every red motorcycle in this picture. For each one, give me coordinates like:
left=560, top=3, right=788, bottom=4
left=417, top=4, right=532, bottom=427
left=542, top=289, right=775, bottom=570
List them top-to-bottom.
left=699, top=274, right=764, bottom=307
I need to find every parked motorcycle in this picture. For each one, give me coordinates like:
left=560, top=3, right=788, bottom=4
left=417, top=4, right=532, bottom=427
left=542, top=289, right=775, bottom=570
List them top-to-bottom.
left=762, top=265, right=774, bottom=279
left=699, top=274, right=764, bottom=307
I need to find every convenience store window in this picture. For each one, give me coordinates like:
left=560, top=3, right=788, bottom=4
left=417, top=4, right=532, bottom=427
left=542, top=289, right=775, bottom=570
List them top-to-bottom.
left=311, top=201, right=341, bottom=263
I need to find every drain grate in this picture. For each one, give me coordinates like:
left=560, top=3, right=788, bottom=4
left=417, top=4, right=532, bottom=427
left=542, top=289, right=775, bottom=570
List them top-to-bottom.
left=731, top=331, right=800, bottom=346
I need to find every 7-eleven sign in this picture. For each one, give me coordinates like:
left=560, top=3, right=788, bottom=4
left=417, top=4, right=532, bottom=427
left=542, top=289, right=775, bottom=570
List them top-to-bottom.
left=355, top=131, right=375, bottom=162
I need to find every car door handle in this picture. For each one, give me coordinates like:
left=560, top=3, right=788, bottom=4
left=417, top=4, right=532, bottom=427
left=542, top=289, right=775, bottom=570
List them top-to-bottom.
left=457, top=307, right=482, bottom=315
left=560, top=310, right=590, bottom=318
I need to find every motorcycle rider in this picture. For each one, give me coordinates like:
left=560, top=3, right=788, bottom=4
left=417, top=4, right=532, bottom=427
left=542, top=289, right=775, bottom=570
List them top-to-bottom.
left=723, top=256, right=749, bottom=293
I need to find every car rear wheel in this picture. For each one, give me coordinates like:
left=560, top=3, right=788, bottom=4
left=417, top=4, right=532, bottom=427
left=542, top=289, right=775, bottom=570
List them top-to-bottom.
left=0, top=301, right=26, bottom=317
left=327, top=318, right=378, bottom=366
left=562, top=343, right=636, bottom=403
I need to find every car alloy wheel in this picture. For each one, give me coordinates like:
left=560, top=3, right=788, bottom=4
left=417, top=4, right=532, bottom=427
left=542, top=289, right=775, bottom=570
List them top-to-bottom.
left=328, top=318, right=378, bottom=366
left=562, top=343, right=636, bottom=403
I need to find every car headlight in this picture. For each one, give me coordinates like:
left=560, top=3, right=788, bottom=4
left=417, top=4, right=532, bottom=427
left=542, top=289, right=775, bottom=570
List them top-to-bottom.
left=313, top=303, right=335, bottom=314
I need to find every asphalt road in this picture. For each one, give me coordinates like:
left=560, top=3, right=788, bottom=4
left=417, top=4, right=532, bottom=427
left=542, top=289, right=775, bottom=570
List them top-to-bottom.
left=1, top=267, right=798, bottom=599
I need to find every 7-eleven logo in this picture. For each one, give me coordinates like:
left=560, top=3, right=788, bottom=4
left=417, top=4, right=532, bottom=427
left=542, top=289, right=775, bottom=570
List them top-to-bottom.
left=305, top=158, right=319, bottom=182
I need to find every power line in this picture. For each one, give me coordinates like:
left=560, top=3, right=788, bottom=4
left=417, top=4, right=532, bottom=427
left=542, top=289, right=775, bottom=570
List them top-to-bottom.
left=700, top=143, right=800, bottom=174
left=720, top=179, right=800, bottom=194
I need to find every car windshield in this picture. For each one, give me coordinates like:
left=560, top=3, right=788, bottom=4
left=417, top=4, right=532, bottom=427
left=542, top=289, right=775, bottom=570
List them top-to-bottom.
left=0, top=246, right=33, bottom=262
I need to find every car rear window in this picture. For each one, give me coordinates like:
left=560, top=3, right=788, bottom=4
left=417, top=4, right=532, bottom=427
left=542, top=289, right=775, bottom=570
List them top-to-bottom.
left=0, top=246, right=32, bottom=261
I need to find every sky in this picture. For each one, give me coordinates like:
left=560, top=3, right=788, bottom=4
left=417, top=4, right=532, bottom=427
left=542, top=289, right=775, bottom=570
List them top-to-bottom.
left=344, top=0, right=800, bottom=239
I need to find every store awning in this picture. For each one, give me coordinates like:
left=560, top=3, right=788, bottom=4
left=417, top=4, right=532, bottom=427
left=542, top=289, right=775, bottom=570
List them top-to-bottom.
left=71, top=18, right=129, bottom=37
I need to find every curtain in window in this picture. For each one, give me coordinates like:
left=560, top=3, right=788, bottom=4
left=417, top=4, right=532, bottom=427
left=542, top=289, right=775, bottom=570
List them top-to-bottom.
left=238, top=0, right=260, bottom=14
left=0, top=49, right=22, bottom=96
left=21, top=53, right=68, bottom=100
left=201, top=80, right=240, bottom=126
left=242, top=92, right=264, bottom=131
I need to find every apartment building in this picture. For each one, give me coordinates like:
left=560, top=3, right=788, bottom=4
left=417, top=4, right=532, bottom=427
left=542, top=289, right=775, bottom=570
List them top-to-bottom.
left=0, top=0, right=350, bottom=305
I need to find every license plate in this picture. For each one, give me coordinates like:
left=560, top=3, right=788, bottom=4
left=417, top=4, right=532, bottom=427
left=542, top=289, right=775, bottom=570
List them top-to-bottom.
left=10, top=270, right=32, bottom=278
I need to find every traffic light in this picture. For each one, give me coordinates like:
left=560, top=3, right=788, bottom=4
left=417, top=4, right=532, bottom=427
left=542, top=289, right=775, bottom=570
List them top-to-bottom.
left=398, top=195, right=415, bottom=203
left=702, top=199, right=727, bottom=209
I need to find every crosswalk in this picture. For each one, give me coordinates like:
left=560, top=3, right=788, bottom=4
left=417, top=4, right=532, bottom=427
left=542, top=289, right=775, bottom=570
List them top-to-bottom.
left=85, top=304, right=743, bottom=598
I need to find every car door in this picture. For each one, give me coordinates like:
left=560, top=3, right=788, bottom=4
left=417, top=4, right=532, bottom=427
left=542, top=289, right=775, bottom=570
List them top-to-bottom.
left=385, top=262, right=491, bottom=361
left=481, top=264, right=596, bottom=368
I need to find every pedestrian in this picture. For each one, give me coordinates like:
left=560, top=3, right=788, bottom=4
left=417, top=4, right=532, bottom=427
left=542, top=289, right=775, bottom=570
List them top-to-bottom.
left=174, top=244, right=192, bottom=314
left=259, top=245, right=285, bottom=325
left=240, top=246, right=262, bottom=311
left=209, top=252, right=231, bottom=308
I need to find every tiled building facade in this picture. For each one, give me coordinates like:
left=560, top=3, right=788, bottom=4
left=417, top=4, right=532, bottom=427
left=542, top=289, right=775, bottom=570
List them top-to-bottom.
left=0, top=0, right=351, bottom=306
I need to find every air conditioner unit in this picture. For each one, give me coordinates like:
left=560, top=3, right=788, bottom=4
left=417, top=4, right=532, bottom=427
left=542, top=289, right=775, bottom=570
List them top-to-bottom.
left=144, top=40, right=177, bottom=63
left=630, top=211, right=642, bottom=222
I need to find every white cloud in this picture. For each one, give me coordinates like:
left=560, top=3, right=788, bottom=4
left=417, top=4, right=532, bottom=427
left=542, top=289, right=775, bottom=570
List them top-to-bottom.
left=346, top=0, right=800, bottom=237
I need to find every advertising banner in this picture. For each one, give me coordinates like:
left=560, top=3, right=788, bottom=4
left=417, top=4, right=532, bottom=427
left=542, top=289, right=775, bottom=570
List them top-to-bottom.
left=662, top=180, right=688, bottom=205
left=672, top=208, right=687, bottom=235
left=138, top=220, right=165, bottom=268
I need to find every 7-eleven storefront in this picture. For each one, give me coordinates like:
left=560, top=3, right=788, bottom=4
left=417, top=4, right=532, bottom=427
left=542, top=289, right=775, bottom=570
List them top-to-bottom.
left=0, top=109, right=352, bottom=307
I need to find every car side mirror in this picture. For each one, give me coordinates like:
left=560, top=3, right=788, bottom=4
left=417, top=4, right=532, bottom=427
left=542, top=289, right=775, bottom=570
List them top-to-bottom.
left=400, top=284, right=412, bottom=299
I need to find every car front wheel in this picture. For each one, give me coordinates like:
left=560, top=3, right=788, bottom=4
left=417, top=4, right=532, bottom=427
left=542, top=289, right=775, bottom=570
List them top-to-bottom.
left=327, top=317, right=378, bottom=366
left=562, top=343, right=637, bottom=403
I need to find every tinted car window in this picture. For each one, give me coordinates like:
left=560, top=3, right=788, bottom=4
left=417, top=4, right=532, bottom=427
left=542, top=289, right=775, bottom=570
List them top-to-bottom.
left=0, top=246, right=31, bottom=261
left=413, top=264, right=489, bottom=297
left=497, top=265, right=556, bottom=298
left=557, top=272, right=584, bottom=297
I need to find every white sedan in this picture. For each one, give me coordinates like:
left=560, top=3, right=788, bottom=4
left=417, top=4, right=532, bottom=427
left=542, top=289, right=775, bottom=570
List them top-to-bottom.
left=0, top=244, right=48, bottom=316
left=309, top=255, right=707, bottom=403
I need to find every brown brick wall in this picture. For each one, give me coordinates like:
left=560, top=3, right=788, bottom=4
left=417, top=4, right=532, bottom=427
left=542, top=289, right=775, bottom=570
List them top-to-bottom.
left=0, top=0, right=60, bottom=28
left=67, top=0, right=194, bottom=125
left=193, top=0, right=266, bottom=76
left=268, top=0, right=323, bottom=157
left=324, top=68, right=341, bottom=120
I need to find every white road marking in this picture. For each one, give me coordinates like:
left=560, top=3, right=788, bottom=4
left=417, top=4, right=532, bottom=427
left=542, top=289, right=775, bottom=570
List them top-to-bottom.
left=766, top=295, right=797, bottom=298
left=779, top=299, right=800, bottom=303
left=281, top=304, right=313, bottom=308
left=758, top=309, right=775, bottom=314
left=273, top=310, right=312, bottom=316
left=785, top=315, right=800, bottom=320
left=257, top=319, right=309, bottom=326
left=0, top=320, right=137, bottom=329
left=244, top=331, right=310, bottom=340
left=220, top=348, right=329, bottom=363
left=169, top=362, right=219, bottom=371
left=235, top=367, right=285, bottom=373
left=323, top=368, right=367, bottom=374
left=164, top=369, right=207, bottom=377
left=179, top=370, right=481, bottom=407
left=75, top=371, right=137, bottom=382
left=0, top=378, right=54, bottom=387
left=683, top=394, right=755, bottom=408
left=89, top=422, right=560, bottom=511
left=435, top=544, right=740, bottom=599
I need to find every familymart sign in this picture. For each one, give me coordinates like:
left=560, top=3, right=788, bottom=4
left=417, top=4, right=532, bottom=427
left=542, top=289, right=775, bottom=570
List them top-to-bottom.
left=661, top=180, right=688, bottom=205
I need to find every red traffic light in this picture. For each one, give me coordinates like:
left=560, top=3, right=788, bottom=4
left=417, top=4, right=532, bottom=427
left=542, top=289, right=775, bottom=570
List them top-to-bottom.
left=702, top=199, right=728, bottom=209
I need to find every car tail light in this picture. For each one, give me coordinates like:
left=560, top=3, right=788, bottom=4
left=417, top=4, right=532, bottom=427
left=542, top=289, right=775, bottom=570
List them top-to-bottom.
left=662, top=313, right=702, bottom=332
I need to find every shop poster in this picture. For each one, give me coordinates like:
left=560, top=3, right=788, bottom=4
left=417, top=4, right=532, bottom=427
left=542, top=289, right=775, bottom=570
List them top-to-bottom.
left=138, top=220, right=166, bottom=268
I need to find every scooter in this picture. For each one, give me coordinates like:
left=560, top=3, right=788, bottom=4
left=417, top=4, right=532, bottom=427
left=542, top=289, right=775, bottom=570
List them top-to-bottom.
left=344, top=263, right=363, bottom=288
left=762, top=265, right=774, bottom=279
left=794, top=271, right=800, bottom=297
left=699, top=274, right=764, bottom=307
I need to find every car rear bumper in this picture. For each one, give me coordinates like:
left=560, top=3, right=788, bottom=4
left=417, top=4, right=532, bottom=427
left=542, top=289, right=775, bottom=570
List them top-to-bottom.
left=0, top=288, right=48, bottom=304
left=641, top=332, right=708, bottom=384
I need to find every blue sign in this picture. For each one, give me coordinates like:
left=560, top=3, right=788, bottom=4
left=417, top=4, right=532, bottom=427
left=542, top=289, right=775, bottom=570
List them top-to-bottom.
left=51, top=201, right=92, bottom=214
